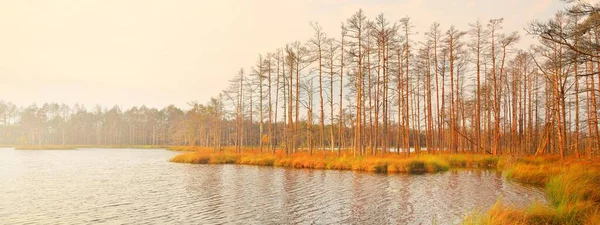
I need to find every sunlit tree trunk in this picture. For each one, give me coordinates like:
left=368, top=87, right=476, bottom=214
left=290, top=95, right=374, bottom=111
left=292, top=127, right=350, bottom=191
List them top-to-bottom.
left=345, top=10, right=367, bottom=156
left=402, top=17, right=411, bottom=157
left=489, top=18, right=501, bottom=156
left=310, top=22, right=327, bottom=155
left=429, top=22, right=442, bottom=154
left=339, top=26, right=346, bottom=157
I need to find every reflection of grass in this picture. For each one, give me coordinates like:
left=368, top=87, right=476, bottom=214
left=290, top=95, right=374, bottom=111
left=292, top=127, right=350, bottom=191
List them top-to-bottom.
left=15, top=145, right=77, bottom=150
left=465, top=160, right=600, bottom=225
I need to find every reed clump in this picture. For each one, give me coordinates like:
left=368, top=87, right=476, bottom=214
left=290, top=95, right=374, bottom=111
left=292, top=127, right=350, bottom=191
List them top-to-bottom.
left=168, top=152, right=210, bottom=164
left=210, top=153, right=240, bottom=164
left=239, top=154, right=277, bottom=166
left=439, top=154, right=500, bottom=169
left=466, top=160, right=600, bottom=225
left=504, top=164, right=563, bottom=186
left=464, top=201, right=558, bottom=225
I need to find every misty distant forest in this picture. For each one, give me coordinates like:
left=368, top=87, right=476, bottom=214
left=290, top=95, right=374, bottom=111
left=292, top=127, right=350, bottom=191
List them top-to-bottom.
left=2, top=2, right=600, bottom=160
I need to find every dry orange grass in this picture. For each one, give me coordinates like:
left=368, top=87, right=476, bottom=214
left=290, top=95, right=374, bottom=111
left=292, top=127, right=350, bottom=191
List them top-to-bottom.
left=169, top=148, right=453, bottom=174
left=468, top=160, right=600, bottom=225
left=504, top=164, right=563, bottom=186
left=466, top=197, right=600, bottom=225
left=464, top=201, right=557, bottom=225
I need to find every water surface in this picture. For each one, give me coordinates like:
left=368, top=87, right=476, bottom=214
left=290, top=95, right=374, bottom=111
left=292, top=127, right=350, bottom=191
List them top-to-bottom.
left=0, top=148, right=546, bottom=224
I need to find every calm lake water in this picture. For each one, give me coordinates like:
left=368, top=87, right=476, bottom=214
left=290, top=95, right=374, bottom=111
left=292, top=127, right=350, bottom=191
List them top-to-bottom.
left=0, top=148, right=546, bottom=224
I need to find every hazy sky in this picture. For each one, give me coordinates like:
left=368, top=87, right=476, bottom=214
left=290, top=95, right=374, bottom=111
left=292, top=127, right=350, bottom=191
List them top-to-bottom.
left=0, top=0, right=583, bottom=109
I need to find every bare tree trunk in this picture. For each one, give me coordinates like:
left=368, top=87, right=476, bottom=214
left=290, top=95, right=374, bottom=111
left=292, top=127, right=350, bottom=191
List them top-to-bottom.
left=403, top=18, right=411, bottom=157
left=490, top=19, right=500, bottom=156
left=471, top=21, right=483, bottom=154
left=310, top=23, right=326, bottom=155
left=431, top=23, right=442, bottom=154
left=339, top=27, right=345, bottom=157
left=449, top=29, right=456, bottom=154
left=594, top=30, right=600, bottom=158
left=367, top=35, right=374, bottom=155
left=574, top=37, right=580, bottom=158
left=383, top=38, right=390, bottom=155
left=375, top=39, right=381, bottom=156
left=329, top=41, right=336, bottom=154
left=295, top=45, right=301, bottom=154
left=286, top=46, right=295, bottom=156
left=397, top=46, right=403, bottom=155
left=426, top=46, right=433, bottom=154
left=274, top=51, right=281, bottom=154
left=440, top=51, right=447, bottom=154
left=258, top=55, right=264, bottom=154
left=267, top=56, right=273, bottom=154
left=240, top=69, right=245, bottom=153
left=307, top=80, right=314, bottom=155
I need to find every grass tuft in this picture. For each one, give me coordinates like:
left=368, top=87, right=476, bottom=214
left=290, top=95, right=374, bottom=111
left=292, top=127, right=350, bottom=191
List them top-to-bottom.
left=168, top=152, right=210, bottom=164
left=210, top=153, right=239, bottom=164
left=467, top=160, right=600, bottom=225
left=504, top=164, right=562, bottom=186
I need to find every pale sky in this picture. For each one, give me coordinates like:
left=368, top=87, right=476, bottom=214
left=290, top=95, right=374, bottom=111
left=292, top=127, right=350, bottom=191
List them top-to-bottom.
left=0, top=0, right=580, bottom=109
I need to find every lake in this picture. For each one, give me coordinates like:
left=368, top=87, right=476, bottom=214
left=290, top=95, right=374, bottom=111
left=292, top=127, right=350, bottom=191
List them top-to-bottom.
left=0, top=148, right=546, bottom=224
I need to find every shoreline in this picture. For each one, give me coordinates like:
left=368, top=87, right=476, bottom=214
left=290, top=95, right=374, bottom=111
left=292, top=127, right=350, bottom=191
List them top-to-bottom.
left=6, top=144, right=599, bottom=223
left=169, top=150, right=500, bottom=174
left=170, top=150, right=600, bottom=224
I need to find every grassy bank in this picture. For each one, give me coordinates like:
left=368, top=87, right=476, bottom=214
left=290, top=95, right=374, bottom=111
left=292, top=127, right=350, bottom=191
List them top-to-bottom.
left=169, top=149, right=500, bottom=174
left=465, top=159, right=600, bottom=225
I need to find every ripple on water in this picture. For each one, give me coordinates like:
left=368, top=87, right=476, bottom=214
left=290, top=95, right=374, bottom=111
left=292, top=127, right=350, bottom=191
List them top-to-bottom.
left=0, top=148, right=546, bottom=224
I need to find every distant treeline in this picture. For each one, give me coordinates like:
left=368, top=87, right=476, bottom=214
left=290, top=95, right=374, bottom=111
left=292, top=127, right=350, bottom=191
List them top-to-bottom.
left=0, top=100, right=354, bottom=149
left=0, top=101, right=188, bottom=146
